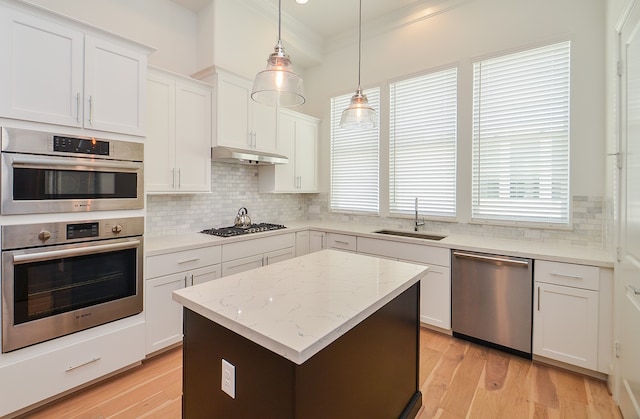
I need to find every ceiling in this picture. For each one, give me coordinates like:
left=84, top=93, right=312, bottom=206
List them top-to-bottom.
left=172, top=0, right=427, bottom=40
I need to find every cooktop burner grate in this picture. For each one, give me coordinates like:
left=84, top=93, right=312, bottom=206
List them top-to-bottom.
left=200, top=223, right=286, bottom=237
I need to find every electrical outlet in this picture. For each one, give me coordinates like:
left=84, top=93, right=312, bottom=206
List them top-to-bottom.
left=221, top=359, right=236, bottom=399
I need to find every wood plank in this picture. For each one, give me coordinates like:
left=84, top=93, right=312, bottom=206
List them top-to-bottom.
left=440, top=343, right=487, bottom=417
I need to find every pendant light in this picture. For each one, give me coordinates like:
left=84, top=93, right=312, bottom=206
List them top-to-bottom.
left=251, top=0, right=305, bottom=107
left=340, top=0, right=377, bottom=129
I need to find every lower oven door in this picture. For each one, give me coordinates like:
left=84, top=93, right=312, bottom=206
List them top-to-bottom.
left=1, top=236, right=143, bottom=352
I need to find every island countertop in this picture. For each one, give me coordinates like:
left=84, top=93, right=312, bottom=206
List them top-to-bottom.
left=172, top=249, right=429, bottom=365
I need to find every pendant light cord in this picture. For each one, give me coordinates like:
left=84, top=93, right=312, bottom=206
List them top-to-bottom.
left=278, top=0, right=282, bottom=43
left=358, top=0, right=362, bottom=89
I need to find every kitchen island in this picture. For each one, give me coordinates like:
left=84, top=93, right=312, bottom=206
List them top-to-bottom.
left=172, top=249, right=429, bottom=418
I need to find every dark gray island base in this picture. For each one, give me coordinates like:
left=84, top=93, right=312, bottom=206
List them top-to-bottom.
left=182, top=282, right=421, bottom=419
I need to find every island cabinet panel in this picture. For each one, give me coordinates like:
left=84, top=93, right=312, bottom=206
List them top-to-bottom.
left=182, top=282, right=422, bottom=419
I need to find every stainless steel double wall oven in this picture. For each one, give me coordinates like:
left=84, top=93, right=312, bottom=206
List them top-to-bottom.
left=0, top=127, right=145, bottom=352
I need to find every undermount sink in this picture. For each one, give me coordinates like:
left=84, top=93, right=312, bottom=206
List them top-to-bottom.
left=374, top=229, right=447, bottom=241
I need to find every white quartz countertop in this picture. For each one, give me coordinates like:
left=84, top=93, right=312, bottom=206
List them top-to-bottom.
left=146, top=220, right=613, bottom=268
left=172, top=249, right=428, bottom=365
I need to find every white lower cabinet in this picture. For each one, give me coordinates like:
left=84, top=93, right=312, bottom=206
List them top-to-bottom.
left=295, top=230, right=310, bottom=257
left=309, top=230, right=326, bottom=253
left=326, top=233, right=357, bottom=253
left=221, top=234, right=296, bottom=276
left=356, top=237, right=451, bottom=330
left=145, top=246, right=221, bottom=355
left=533, top=260, right=610, bottom=372
left=419, top=264, right=451, bottom=330
left=0, top=318, right=145, bottom=417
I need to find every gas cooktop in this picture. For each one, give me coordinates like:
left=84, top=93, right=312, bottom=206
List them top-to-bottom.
left=200, top=223, right=286, bottom=237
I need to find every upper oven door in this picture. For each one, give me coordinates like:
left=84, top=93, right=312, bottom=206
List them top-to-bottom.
left=1, top=152, right=144, bottom=214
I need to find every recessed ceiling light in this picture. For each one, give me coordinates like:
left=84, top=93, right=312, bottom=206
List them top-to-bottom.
left=296, top=0, right=309, bottom=4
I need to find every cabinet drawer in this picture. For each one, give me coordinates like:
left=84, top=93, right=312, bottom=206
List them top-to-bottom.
left=222, top=233, right=295, bottom=262
left=326, top=233, right=357, bottom=252
left=357, top=237, right=450, bottom=266
left=146, top=245, right=222, bottom=279
left=535, top=260, right=599, bottom=291
left=0, top=320, right=144, bottom=416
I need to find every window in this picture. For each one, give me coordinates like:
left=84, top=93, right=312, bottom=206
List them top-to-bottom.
left=472, top=42, right=570, bottom=225
left=389, top=68, right=457, bottom=218
left=330, top=87, right=380, bottom=214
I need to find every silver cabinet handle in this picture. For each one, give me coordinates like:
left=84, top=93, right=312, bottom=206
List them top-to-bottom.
left=76, top=93, right=81, bottom=123
left=89, top=96, right=94, bottom=125
left=172, top=168, right=176, bottom=189
left=177, top=168, right=181, bottom=188
left=335, top=240, right=350, bottom=245
left=452, top=251, right=530, bottom=267
left=178, top=257, right=200, bottom=264
left=550, top=272, right=583, bottom=279
left=183, top=275, right=188, bottom=288
left=537, top=287, right=541, bottom=311
left=66, top=357, right=101, bottom=372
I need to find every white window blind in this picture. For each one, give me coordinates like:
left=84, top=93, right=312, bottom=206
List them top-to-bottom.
left=472, top=41, right=570, bottom=225
left=390, top=68, right=457, bottom=217
left=330, top=88, right=380, bottom=214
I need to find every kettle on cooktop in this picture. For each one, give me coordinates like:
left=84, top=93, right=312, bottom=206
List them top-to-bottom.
left=234, top=207, right=252, bottom=228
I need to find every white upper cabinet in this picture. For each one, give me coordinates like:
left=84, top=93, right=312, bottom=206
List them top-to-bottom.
left=0, top=2, right=150, bottom=136
left=83, top=36, right=147, bottom=135
left=146, top=67, right=212, bottom=193
left=210, top=68, right=277, bottom=152
left=259, top=109, right=319, bottom=193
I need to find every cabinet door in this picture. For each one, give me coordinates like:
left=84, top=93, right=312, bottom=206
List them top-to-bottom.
left=0, top=6, right=83, bottom=127
left=84, top=35, right=146, bottom=136
left=146, top=71, right=176, bottom=192
left=216, top=71, right=251, bottom=149
left=175, top=80, right=212, bottom=192
left=252, top=100, right=277, bottom=152
left=274, top=111, right=297, bottom=190
left=295, top=117, right=318, bottom=192
left=296, top=231, right=310, bottom=257
left=309, top=231, right=326, bottom=253
left=265, top=247, right=295, bottom=265
left=222, top=254, right=264, bottom=276
left=191, top=264, right=221, bottom=286
left=418, top=264, right=451, bottom=330
left=145, top=273, right=186, bottom=355
left=533, top=282, right=599, bottom=370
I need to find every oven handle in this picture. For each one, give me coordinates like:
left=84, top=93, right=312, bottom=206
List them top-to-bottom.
left=11, top=156, right=141, bottom=171
left=13, top=240, right=141, bottom=264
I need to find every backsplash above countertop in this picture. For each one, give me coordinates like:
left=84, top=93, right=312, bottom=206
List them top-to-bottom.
left=146, top=162, right=309, bottom=237
left=147, top=162, right=604, bottom=248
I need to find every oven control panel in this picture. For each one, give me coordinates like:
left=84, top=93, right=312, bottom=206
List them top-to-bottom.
left=1, top=217, right=144, bottom=250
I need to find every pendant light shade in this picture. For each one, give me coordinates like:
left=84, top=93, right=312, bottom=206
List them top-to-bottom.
left=251, top=0, right=305, bottom=107
left=340, top=0, right=377, bottom=129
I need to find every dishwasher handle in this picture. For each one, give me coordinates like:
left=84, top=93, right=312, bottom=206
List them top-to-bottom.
left=452, top=251, right=530, bottom=267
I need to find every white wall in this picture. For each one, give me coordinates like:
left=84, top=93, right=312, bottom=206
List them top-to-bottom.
left=25, top=0, right=199, bottom=76
left=195, top=0, right=308, bottom=83
left=304, top=0, right=606, bottom=215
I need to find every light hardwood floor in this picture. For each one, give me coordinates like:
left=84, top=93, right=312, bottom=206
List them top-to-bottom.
left=20, top=328, right=621, bottom=418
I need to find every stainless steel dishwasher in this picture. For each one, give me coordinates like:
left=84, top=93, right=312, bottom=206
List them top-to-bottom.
left=451, top=250, right=533, bottom=358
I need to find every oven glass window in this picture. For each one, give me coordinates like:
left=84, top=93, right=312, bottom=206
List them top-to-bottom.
left=12, top=168, right=137, bottom=200
left=13, top=247, right=137, bottom=325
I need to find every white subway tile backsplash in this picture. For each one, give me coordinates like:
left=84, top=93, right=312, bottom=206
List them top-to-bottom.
left=147, top=165, right=604, bottom=248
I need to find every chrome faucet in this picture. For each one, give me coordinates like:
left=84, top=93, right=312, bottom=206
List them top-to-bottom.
left=415, top=197, right=425, bottom=231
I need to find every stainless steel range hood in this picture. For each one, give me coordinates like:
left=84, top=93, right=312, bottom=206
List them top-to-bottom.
left=211, top=146, right=288, bottom=165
